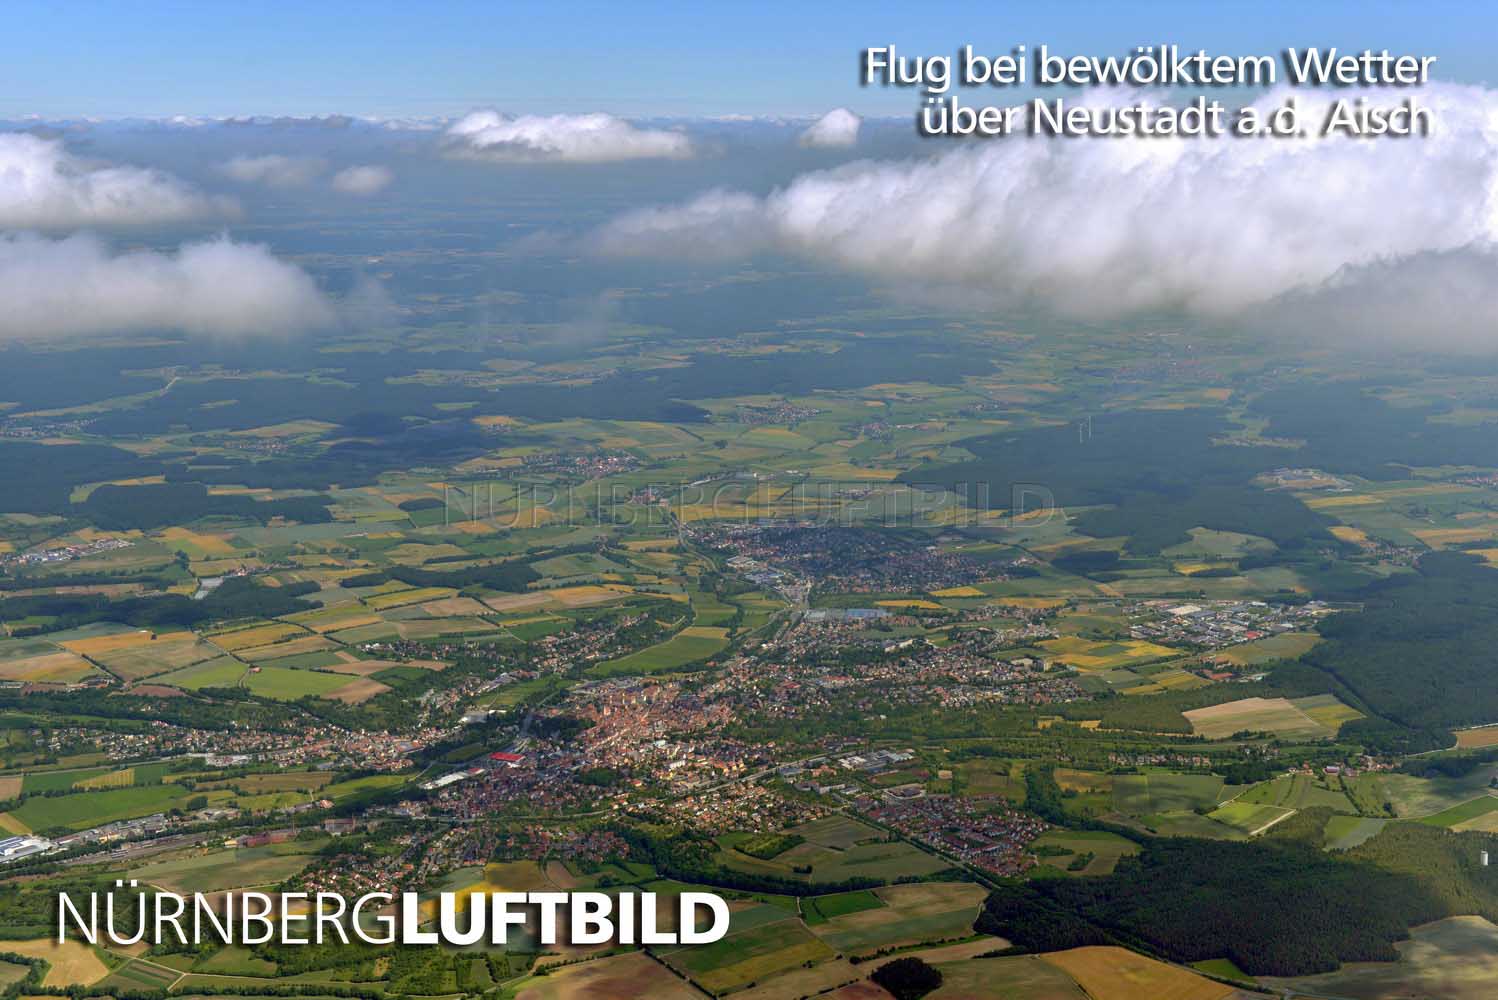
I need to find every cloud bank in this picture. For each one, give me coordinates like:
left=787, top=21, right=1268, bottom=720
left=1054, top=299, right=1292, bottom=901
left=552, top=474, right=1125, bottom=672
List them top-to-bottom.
left=596, top=84, right=1498, bottom=348
left=799, top=108, right=861, bottom=148
left=444, top=110, right=692, bottom=163
left=0, top=133, right=234, bottom=227
left=219, top=154, right=327, bottom=188
left=331, top=164, right=394, bottom=195
left=0, top=233, right=338, bottom=340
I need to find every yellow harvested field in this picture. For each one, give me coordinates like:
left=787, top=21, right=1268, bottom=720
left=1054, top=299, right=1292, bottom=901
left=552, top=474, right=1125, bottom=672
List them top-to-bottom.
left=1202, top=387, right=1233, bottom=401
left=473, top=414, right=520, bottom=427
left=228, top=420, right=337, bottom=437
left=1304, top=494, right=1381, bottom=509
left=1329, top=525, right=1370, bottom=544
left=158, top=527, right=238, bottom=556
left=1415, top=527, right=1497, bottom=547
left=622, top=539, right=678, bottom=551
left=1172, top=561, right=1233, bottom=575
left=547, top=585, right=626, bottom=607
left=364, top=586, right=456, bottom=610
left=931, top=586, right=985, bottom=597
left=483, top=592, right=554, bottom=613
left=420, top=596, right=494, bottom=617
left=990, top=597, right=1067, bottom=610
left=876, top=599, right=945, bottom=610
left=300, top=612, right=383, bottom=634
left=209, top=623, right=305, bottom=651
left=680, top=626, right=730, bottom=639
left=62, top=629, right=190, bottom=656
left=238, top=635, right=337, bottom=661
left=1039, top=637, right=1178, bottom=670
left=0, top=652, right=98, bottom=683
left=325, top=678, right=392, bottom=704
left=1184, top=696, right=1326, bottom=739
left=1456, top=727, right=1498, bottom=750
left=73, top=768, right=133, bottom=790
left=0, top=776, right=20, bottom=800
left=2, top=938, right=109, bottom=987
left=1041, top=947, right=1233, bottom=1000
left=514, top=951, right=700, bottom=1000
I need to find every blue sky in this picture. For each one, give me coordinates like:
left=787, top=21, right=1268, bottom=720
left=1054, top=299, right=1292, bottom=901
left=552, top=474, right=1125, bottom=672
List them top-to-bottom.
left=2, top=0, right=1491, bottom=119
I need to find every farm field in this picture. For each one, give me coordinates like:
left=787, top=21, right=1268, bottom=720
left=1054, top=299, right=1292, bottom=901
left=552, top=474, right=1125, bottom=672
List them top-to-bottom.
left=589, top=626, right=730, bottom=677
left=1210, top=631, right=1321, bottom=667
left=1037, top=636, right=1179, bottom=670
left=0, top=650, right=99, bottom=683
left=1182, top=696, right=1347, bottom=740
left=1455, top=727, right=1498, bottom=749
left=1112, top=772, right=1228, bottom=817
left=1236, top=774, right=1357, bottom=813
left=5, top=784, right=183, bottom=833
left=1418, top=794, right=1498, bottom=829
left=1205, top=800, right=1295, bottom=837
left=1029, top=829, right=1139, bottom=875
left=133, top=846, right=319, bottom=892
left=808, top=882, right=988, bottom=955
left=659, top=915, right=833, bottom=993
left=1261, top=916, right=1498, bottom=1000
left=0, top=938, right=109, bottom=987
left=1040, top=946, right=1236, bottom=1000
left=512, top=951, right=700, bottom=1000
left=929, top=955, right=1087, bottom=1000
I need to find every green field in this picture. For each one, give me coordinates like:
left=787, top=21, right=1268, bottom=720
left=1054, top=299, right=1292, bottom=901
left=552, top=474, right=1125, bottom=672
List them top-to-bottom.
left=589, top=627, right=730, bottom=676
left=243, top=666, right=353, bottom=700
left=1112, top=772, right=1228, bottom=816
left=1237, top=774, right=1358, bottom=813
left=8, top=784, right=183, bottom=833
left=1419, top=795, right=1498, bottom=828
left=1206, top=800, right=1296, bottom=837
left=1029, top=829, right=1139, bottom=876
left=134, top=846, right=318, bottom=892
left=802, top=889, right=884, bottom=924
left=658, top=916, right=832, bottom=994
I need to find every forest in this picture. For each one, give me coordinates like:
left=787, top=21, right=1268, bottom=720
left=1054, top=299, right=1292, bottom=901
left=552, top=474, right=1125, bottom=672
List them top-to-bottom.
left=976, top=819, right=1498, bottom=976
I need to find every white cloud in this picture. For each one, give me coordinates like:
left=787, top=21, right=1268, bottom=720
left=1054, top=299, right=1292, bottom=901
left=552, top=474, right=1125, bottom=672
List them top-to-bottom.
left=597, top=84, right=1498, bottom=348
left=799, top=108, right=861, bottom=148
left=444, top=110, right=692, bottom=163
left=0, top=132, right=234, bottom=227
left=219, top=154, right=327, bottom=188
left=331, top=164, right=394, bottom=195
left=0, top=233, right=338, bottom=340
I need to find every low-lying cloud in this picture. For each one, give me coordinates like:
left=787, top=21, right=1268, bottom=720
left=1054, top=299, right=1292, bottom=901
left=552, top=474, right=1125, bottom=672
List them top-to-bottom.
left=596, top=84, right=1498, bottom=348
left=799, top=108, right=861, bottom=148
left=444, top=110, right=692, bottom=163
left=0, top=133, right=235, bottom=227
left=219, top=153, right=327, bottom=188
left=331, top=164, right=394, bottom=195
left=0, top=233, right=339, bottom=340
